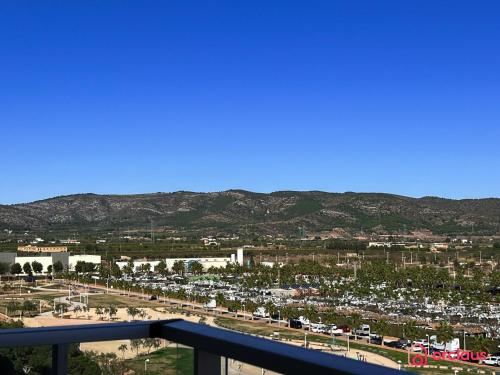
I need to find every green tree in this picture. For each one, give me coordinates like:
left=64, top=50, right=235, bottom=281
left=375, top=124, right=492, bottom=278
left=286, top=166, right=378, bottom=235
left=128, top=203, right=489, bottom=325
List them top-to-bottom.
left=156, top=260, right=167, bottom=276
left=172, top=260, right=185, bottom=275
left=31, top=261, right=43, bottom=274
left=53, top=261, right=64, bottom=274
left=74, top=261, right=85, bottom=274
left=190, top=261, right=203, bottom=275
left=0, top=262, right=11, bottom=275
left=22, top=262, right=32, bottom=276
left=10, top=263, right=22, bottom=276
left=110, top=263, right=122, bottom=278
left=140, top=263, right=151, bottom=273
left=215, top=292, right=226, bottom=308
left=6, top=300, right=21, bottom=316
left=22, top=300, right=37, bottom=317
left=265, top=301, right=277, bottom=324
left=95, top=305, right=104, bottom=320
left=107, top=305, right=117, bottom=321
left=127, top=306, right=140, bottom=321
left=348, top=313, right=362, bottom=340
left=373, top=319, right=389, bottom=346
left=403, top=320, right=420, bottom=341
left=436, top=321, right=454, bottom=344
left=469, top=335, right=490, bottom=353
left=130, top=339, right=142, bottom=355
left=118, top=344, right=128, bottom=359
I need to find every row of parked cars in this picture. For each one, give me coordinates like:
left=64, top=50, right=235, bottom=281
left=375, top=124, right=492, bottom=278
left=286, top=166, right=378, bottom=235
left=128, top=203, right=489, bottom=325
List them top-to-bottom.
left=285, top=317, right=352, bottom=336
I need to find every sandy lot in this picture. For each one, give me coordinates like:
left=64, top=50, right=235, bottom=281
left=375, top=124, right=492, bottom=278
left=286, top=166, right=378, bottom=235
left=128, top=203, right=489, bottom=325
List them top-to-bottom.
left=23, top=307, right=213, bottom=359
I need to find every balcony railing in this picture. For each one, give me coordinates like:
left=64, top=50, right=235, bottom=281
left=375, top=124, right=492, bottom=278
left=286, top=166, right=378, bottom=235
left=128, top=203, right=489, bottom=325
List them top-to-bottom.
left=0, top=319, right=403, bottom=374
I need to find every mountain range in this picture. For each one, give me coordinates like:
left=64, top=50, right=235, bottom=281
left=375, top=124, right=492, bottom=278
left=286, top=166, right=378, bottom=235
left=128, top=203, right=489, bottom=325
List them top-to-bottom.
left=1, top=191, right=499, bottom=236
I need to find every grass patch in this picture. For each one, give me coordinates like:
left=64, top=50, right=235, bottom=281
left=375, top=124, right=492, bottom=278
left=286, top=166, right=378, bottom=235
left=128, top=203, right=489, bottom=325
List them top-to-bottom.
left=123, top=346, right=193, bottom=375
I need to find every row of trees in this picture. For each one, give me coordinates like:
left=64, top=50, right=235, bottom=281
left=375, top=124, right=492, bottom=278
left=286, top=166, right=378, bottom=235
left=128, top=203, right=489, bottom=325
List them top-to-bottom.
left=120, top=259, right=203, bottom=277
left=5, top=260, right=64, bottom=276
left=6, top=300, right=38, bottom=317
left=95, top=305, right=118, bottom=321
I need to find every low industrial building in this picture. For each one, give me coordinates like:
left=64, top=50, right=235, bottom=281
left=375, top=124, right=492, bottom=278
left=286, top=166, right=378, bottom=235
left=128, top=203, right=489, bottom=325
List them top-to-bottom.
left=17, top=245, right=68, bottom=253
left=115, top=248, right=245, bottom=273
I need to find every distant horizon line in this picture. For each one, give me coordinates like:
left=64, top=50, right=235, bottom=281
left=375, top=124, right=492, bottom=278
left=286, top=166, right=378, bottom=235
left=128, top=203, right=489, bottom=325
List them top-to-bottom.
left=2, top=189, right=499, bottom=206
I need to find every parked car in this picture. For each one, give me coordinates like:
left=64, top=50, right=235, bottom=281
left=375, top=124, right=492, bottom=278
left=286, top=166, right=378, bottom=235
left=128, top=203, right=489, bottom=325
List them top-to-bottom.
left=289, top=319, right=302, bottom=329
left=310, top=323, right=327, bottom=333
left=355, top=324, right=371, bottom=337
left=369, top=336, right=383, bottom=345
left=386, top=339, right=407, bottom=349
left=483, top=356, right=500, bottom=366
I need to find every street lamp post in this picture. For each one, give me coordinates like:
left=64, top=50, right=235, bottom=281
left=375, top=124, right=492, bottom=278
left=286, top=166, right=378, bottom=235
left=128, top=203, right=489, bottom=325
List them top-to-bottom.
left=426, top=334, right=430, bottom=354
left=144, top=358, right=150, bottom=373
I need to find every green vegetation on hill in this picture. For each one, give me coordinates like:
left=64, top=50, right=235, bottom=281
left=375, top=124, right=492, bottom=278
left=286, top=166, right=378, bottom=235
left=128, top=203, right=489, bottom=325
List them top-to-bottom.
left=0, top=190, right=499, bottom=236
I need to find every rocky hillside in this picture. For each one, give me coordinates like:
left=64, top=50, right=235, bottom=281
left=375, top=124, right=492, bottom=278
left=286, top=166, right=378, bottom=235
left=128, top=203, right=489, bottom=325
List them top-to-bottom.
left=1, top=190, right=499, bottom=235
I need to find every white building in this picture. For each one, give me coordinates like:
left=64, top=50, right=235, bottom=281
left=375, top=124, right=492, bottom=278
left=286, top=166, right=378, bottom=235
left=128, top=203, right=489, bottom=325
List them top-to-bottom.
left=115, top=248, right=244, bottom=273
left=6, top=253, right=101, bottom=275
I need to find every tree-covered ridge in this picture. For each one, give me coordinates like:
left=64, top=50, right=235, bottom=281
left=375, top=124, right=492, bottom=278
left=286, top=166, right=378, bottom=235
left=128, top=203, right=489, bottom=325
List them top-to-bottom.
left=1, top=190, right=499, bottom=235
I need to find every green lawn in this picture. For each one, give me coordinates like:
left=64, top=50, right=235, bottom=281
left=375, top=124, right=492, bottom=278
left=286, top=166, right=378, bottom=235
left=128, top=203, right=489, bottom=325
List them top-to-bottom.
left=123, top=347, right=193, bottom=375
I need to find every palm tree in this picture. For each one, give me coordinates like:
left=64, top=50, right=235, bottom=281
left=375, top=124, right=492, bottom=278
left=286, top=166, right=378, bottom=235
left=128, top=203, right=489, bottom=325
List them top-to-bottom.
left=190, top=261, right=203, bottom=275
left=245, top=300, right=257, bottom=320
left=264, top=301, right=276, bottom=324
left=73, top=305, right=81, bottom=318
left=95, top=305, right=104, bottom=320
left=108, top=305, right=117, bottom=321
left=127, top=306, right=139, bottom=321
left=348, top=313, right=362, bottom=340
left=373, top=319, right=389, bottom=346
left=403, top=320, right=419, bottom=342
left=436, top=321, right=454, bottom=345
left=469, top=335, right=490, bottom=353
left=130, top=339, right=142, bottom=355
left=118, top=344, right=128, bottom=359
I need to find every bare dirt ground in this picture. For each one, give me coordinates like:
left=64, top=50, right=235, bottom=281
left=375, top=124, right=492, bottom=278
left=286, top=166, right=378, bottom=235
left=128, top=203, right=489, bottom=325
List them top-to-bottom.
left=23, top=307, right=215, bottom=359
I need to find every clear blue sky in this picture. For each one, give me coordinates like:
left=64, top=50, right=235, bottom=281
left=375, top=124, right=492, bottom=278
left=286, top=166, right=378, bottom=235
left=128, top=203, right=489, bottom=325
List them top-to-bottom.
left=1, top=1, right=499, bottom=204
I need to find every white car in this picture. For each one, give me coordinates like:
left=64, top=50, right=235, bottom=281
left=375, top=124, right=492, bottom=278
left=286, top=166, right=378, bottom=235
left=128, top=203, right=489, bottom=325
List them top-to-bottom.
left=310, top=323, right=327, bottom=333
left=483, top=356, right=500, bottom=366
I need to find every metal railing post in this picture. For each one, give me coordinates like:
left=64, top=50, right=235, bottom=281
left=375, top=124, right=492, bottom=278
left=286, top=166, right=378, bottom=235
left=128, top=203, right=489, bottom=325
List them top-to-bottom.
left=52, top=343, right=68, bottom=375
left=194, top=349, right=221, bottom=375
